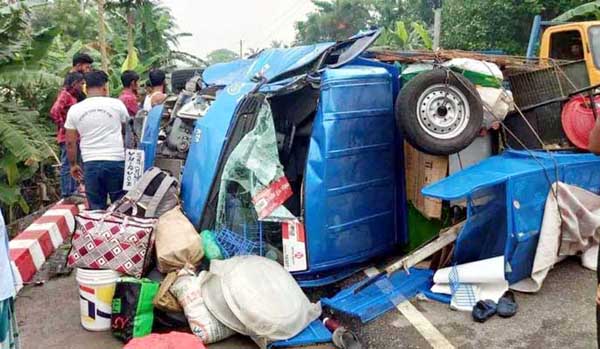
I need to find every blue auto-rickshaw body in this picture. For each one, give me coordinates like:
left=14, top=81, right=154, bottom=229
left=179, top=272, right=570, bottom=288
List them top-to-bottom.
left=143, top=34, right=407, bottom=286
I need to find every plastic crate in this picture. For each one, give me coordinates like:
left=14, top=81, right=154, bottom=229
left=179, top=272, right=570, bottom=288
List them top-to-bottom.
left=215, top=225, right=264, bottom=259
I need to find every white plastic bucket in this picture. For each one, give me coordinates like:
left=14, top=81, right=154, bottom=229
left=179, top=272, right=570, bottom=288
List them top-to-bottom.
left=76, top=268, right=121, bottom=331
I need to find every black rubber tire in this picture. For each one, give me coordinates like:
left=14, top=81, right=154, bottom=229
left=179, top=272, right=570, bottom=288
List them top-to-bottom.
left=171, top=67, right=203, bottom=93
left=395, top=69, right=483, bottom=155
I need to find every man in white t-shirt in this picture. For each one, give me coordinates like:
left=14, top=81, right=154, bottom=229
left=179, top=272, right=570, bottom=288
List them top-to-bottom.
left=64, top=70, right=128, bottom=210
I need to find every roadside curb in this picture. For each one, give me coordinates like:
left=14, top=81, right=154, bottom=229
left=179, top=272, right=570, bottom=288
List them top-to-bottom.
left=9, top=200, right=81, bottom=293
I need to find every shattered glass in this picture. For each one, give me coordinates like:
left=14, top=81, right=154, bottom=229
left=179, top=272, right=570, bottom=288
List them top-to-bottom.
left=215, top=101, right=296, bottom=230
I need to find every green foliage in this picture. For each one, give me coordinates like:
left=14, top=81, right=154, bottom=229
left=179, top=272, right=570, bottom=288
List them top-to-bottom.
left=30, top=0, right=99, bottom=49
left=295, top=0, right=373, bottom=43
left=295, top=0, right=434, bottom=48
left=295, top=0, right=591, bottom=54
left=441, top=0, right=591, bottom=54
left=106, top=1, right=194, bottom=68
left=552, top=1, right=600, bottom=22
left=0, top=2, right=60, bottom=218
left=0, top=2, right=30, bottom=64
left=376, top=20, right=433, bottom=50
left=206, top=49, right=239, bottom=65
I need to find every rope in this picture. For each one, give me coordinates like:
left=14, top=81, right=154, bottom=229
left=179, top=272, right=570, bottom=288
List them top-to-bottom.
left=441, top=67, right=565, bottom=228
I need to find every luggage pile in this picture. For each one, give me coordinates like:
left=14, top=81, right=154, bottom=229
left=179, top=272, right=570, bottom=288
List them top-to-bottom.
left=67, top=167, right=321, bottom=348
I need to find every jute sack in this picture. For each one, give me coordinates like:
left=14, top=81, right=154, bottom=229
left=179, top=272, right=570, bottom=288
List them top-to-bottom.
left=155, top=207, right=203, bottom=273
left=153, top=271, right=183, bottom=313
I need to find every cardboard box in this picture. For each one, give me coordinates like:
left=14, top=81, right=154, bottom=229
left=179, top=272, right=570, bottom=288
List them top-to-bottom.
left=404, top=142, right=448, bottom=219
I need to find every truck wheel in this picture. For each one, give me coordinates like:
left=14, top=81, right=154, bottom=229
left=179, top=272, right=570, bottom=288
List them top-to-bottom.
left=171, top=67, right=203, bottom=93
left=396, top=69, right=483, bottom=155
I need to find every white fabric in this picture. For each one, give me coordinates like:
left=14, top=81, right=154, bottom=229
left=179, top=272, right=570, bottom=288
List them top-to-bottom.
left=443, top=58, right=503, bottom=81
left=477, top=86, right=514, bottom=128
left=142, top=91, right=160, bottom=112
left=64, top=97, right=127, bottom=162
left=511, top=182, right=600, bottom=293
left=0, top=209, right=16, bottom=301
left=210, top=256, right=321, bottom=341
left=431, top=256, right=508, bottom=312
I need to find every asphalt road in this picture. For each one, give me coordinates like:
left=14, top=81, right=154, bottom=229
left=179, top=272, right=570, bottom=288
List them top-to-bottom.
left=15, top=257, right=596, bottom=349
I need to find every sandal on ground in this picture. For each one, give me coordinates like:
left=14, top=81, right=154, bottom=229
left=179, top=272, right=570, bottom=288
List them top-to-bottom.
left=497, top=291, right=518, bottom=318
left=472, top=299, right=497, bottom=323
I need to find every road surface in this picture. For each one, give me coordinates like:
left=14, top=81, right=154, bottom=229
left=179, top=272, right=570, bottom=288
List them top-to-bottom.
left=15, top=257, right=596, bottom=348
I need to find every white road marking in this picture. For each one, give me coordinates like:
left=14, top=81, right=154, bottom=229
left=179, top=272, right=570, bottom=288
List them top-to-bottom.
left=363, top=267, right=455, bottom=349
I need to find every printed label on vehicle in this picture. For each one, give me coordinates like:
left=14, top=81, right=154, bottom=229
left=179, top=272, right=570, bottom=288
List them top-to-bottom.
left=123, top=149, right=145, bottom=191
left=252, top=176, right=293, bottom=220
left=282, top=220, right=307, bottom=272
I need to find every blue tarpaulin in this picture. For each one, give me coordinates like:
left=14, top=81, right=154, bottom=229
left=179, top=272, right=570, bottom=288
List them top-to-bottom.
left=321, top=268, right=434, bottom=323
left=270, top=320, right=332, bottom=348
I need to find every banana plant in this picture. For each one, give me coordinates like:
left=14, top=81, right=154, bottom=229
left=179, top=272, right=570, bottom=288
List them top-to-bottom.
left=0, top=1, right=59, bottom=221
left=552, top=2, right=600, bottom=23
left=375, top=20, right=433, bottom=50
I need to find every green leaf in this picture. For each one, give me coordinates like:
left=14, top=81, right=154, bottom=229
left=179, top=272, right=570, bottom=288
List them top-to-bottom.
left=552, top=2, right=600, bottom=23
left=395, top=21, right=409, bottom=46
left=411, top=22, right=432, bottom=50
left=27, top=27, right=61, bottom=65
left=120, top=47, right=139, bottom=72
left=0, top=99, right=58, bottom=164
left=0, top=153, right=20, bottom=186
left=0, top=183, right=21, bottom=206
left=18, top=196, right=30, bottom=214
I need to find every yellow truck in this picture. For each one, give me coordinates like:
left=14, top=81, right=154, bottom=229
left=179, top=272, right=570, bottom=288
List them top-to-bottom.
left=535, top=20, right=600, bottom=85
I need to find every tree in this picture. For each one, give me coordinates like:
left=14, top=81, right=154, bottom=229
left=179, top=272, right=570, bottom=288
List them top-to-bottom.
left=0, top=0, right=202, bottom=223
left=30, top=0, right=99, bottom=49
left=97, top=0, right=109, bottom=71
left=105, top=0, right=145, bottom=68
left=295, top=0, right=374, bottom=44
left=295, top=0, right=436, bottom=45
left=440, top=0, right=591, bottom=54
left=0, top=2, right=60, bottom=221
left=552, top=2, right=600, bottom=22
left=376, top=20, right=432, bottom=50
left=206, top=49, right=239, bottom=65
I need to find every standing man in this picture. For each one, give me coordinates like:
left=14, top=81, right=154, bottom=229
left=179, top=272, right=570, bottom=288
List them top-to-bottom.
left=71, top=52, right=94, bottom=74
left=71, top=53, right=94, bottom=101
left=143, top=68, right=167, bottom=111
left=64, top=70, right=128, bottom=210
left=119, top=70, right=140, bottom=148
left=119, top=70, right=140, bottom=117
left=50, top=72, right=85, bottom=198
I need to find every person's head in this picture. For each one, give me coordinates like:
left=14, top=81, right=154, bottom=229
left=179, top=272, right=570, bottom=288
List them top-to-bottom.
left=570, top=43, right=583, bottom=59
left=72, top=53, right=94, bottom=73
left=84, top=69, right=109, bottom=96
left=148, top=69, right=166, bottom=92
left=121, top=70, right=140, bottom=92
left=64, top=72, right=84, bottom=96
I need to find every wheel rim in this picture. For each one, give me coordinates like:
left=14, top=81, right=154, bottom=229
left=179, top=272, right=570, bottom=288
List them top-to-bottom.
left=415, top=84, right=470, bottom=140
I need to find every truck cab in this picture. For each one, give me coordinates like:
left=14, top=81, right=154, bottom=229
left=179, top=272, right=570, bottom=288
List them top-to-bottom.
left=538, top=21, right=600, bottom=85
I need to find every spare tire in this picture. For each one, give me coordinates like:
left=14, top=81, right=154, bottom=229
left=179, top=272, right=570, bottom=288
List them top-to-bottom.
left=171, top=67, right=203, bottom=93
left=396, top=69, right=483, bottom=155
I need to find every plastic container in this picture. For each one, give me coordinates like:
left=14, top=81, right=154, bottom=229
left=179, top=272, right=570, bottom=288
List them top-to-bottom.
left=215, top=228, right=263, bottom=258
left=76, top=268, right=121, bottom=331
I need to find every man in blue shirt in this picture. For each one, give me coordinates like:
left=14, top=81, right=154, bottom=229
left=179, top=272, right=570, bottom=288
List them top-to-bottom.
left=0, top=209, right=19, bottom=349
